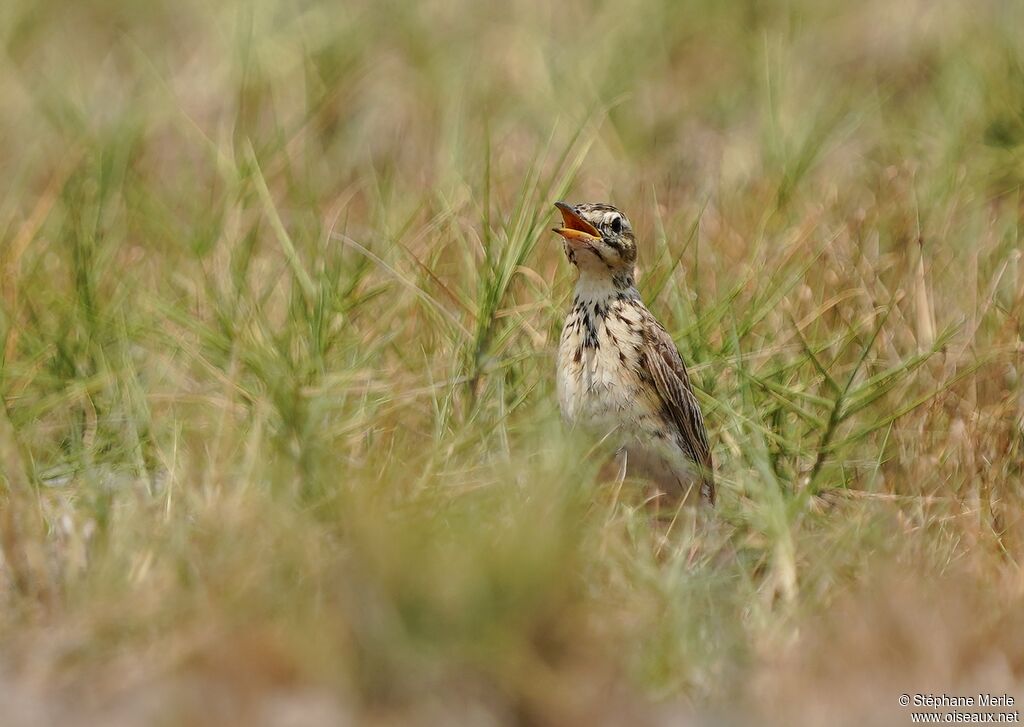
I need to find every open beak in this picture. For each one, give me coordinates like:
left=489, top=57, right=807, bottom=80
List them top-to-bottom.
left=552, top=202, right=601, bottom=246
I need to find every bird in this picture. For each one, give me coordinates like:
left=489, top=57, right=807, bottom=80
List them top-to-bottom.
left=551, top=201, right=715, bottom=507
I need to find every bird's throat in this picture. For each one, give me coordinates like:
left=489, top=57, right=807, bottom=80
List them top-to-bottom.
left=574, top=268, right=637, bottom=300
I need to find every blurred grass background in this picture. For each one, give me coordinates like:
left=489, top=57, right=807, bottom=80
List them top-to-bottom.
left=1, top=0, right=1023, bottom=724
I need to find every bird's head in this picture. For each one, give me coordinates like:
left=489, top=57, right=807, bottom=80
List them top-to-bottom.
left=552, top=202, right=636, bottom=283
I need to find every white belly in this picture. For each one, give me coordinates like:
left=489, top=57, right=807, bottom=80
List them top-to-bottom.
left=555, top=293, right=704, bottom=500
left=556, top=303, right=653, bottom=436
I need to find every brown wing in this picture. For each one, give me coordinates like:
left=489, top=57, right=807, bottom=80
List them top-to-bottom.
left=640, top=313, right=715, bottom=505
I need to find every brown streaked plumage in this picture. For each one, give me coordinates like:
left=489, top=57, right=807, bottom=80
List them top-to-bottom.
left=552, top=201, right=715, bottom=506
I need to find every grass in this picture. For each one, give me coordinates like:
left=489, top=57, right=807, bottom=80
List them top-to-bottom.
left=1, top=0, right=1023, bottom=724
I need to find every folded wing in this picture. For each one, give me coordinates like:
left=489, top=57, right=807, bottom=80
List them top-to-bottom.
left=640, top=316, right=715, bottom=505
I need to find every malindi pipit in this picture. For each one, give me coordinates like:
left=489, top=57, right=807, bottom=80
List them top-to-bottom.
left=552, top=201, right=715, bottom=506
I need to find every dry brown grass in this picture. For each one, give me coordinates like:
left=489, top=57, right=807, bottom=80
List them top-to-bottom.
left=1, top=0, right=1023, bottom=724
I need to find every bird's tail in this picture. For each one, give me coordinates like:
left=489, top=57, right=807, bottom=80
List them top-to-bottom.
left=700, top=474, right=715, bottom=507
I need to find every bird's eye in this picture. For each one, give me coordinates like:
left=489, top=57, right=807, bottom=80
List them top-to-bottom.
left=610, top=216, right=622, bottom=234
